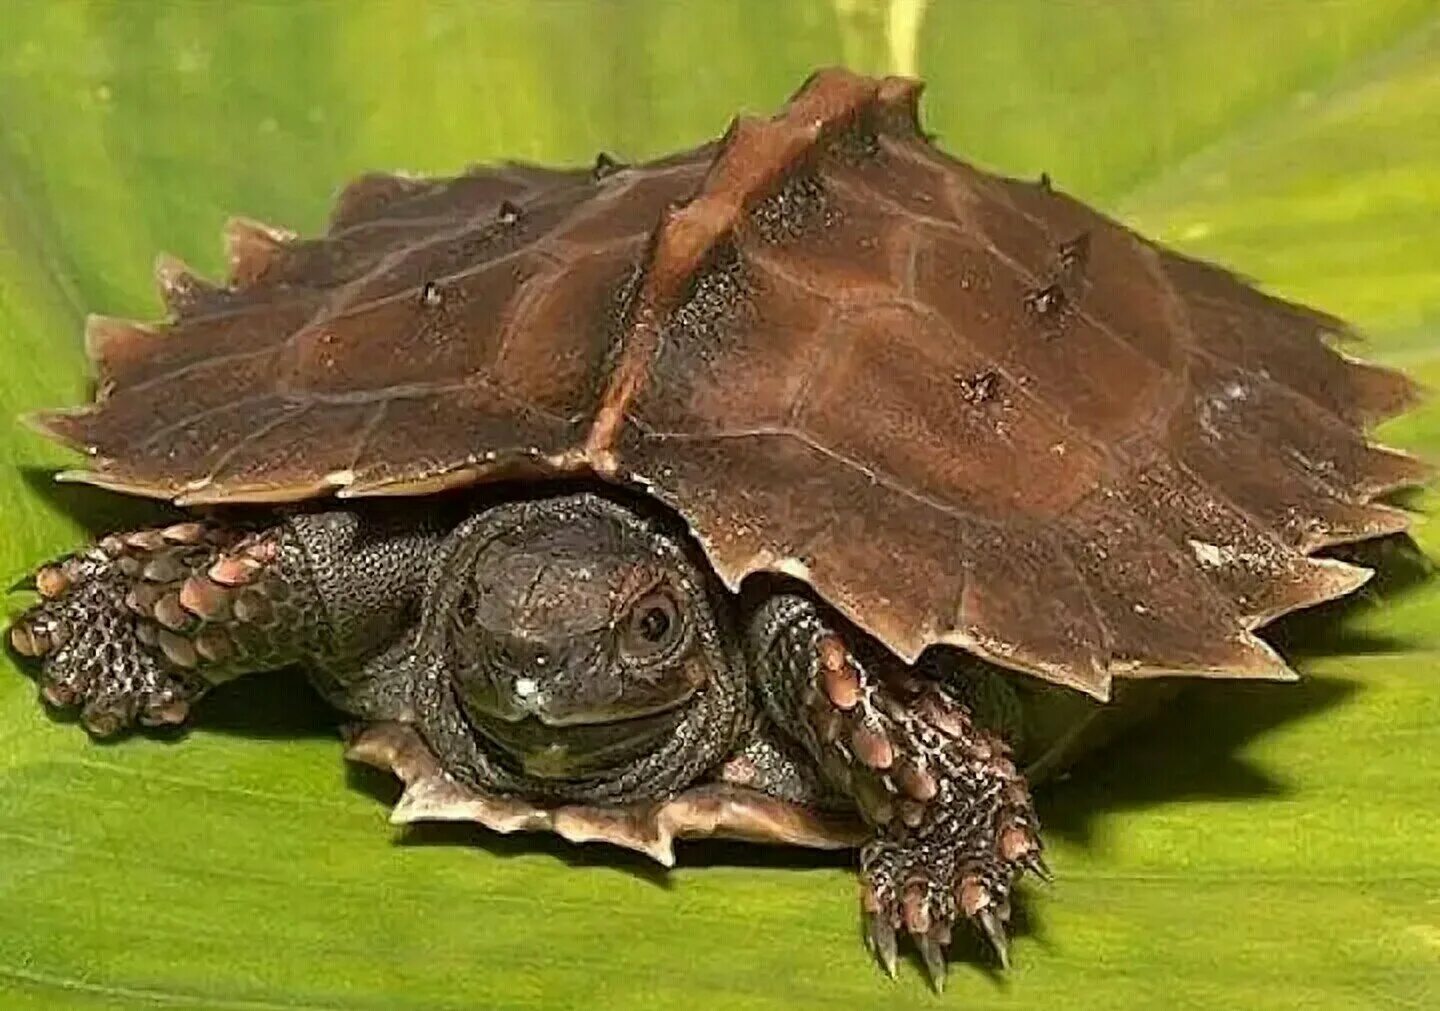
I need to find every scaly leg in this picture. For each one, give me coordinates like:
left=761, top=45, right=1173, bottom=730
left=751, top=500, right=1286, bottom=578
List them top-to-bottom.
left=8, top=508, right=445, bottom=735
left=748, top=594, right=1045, bottom=989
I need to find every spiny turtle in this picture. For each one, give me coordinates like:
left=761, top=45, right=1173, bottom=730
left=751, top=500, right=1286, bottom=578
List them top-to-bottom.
left=8, top=68, right=1426, bottom=988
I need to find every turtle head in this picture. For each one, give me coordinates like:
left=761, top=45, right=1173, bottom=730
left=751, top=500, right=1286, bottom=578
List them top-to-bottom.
left=428, top=493, right=732, bottom=779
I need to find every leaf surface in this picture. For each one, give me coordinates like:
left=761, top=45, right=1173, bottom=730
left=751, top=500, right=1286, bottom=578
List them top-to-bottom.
left=1, top=2, right=1437, bottom=1007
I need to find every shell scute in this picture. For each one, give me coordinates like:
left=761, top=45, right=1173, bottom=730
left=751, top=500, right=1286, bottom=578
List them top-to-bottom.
left=38, top=67, right=1425, bottom=695
left=224, top=216, right=296, bottom=286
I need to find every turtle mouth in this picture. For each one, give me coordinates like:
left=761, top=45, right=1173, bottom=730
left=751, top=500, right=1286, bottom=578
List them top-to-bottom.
left=501, top=682, right=701, bottom=728
left=470, top=703, right=688, bottom=779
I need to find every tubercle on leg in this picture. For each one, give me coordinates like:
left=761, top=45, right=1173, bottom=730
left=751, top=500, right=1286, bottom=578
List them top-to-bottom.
left=10, top=503, right=456, bottom=737
left=8, top=517, right=326, bottom=733
left=54, top=522, right=307, bottom=676
left=13, top=523, right=225, bottom=661
left=749, top=595, right=1045, bottom=985
left=752, top=607, right=1008, bottom=825
left=811, top=633, right=1044, bottom=882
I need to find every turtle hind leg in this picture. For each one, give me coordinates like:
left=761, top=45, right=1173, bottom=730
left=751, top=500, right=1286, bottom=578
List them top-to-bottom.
left=7, top=508, right=445, bottom=736
left=747, top=593, right=1045, bottom=990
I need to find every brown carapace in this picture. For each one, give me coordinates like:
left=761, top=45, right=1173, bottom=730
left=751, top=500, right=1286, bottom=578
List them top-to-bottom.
left=32, top=68, right=1425, bottom=701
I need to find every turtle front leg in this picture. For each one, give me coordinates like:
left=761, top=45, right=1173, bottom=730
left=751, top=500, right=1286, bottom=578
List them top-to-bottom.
left=8, top=509, right=443, bottom=735
left=748, top=594, right=1044, bottom=989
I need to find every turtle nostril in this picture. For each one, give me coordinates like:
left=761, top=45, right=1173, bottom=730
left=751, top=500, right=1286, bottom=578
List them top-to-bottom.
left=491, top=633, right=557, bottom=673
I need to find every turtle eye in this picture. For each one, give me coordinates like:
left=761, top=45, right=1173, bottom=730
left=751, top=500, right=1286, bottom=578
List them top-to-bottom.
left=620, top=590, right=682, bottom=659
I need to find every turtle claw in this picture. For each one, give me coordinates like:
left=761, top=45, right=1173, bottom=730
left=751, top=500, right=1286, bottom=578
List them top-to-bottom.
left=9, top=622, right=48, bottom=658
left=137, top=693, right=192, bottom=727
left=80, top=703, right=127, bottom=738
left=859, top=810, right=1038, bottom=983
left=1023, top=852, right=1054, bottom=883
left=978, top=908, right=1010, bottom=970
left=863, top=912, right=899, bottom=978
left=915, top=932, right=948, bottom=991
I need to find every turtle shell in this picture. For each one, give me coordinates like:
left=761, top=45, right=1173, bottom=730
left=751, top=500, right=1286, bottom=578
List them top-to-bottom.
left=33, top=68, right=1426, bottom=701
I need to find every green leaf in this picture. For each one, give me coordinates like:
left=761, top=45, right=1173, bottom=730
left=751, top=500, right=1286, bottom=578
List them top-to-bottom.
left=2, top=2, right=1438, bottom=1007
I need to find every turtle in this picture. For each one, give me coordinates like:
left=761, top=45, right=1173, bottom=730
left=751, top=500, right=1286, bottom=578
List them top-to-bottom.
left=6, top=67, right=1427, bottom=990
